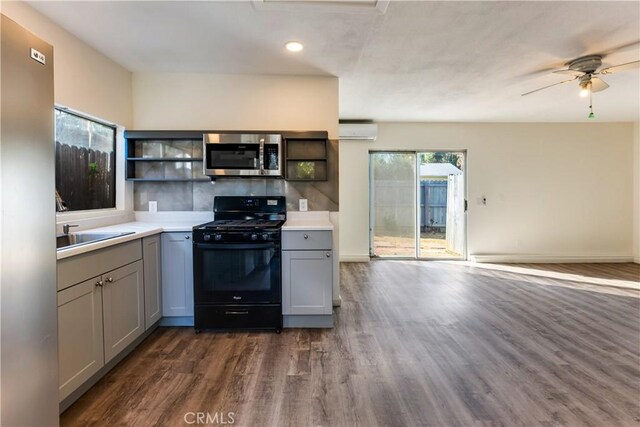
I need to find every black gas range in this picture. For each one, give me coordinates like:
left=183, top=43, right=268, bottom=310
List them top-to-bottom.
left=192, top=196, right=286, bottom=333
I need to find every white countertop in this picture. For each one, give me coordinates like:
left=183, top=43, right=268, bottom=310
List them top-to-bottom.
left=57, top=211, right=334, bottom=260
left=283, top=211, right=334, bottom=231
left=56, top=220, right=206, bottom=260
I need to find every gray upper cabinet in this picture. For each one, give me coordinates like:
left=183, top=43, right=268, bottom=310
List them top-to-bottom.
left=282, top=230, right=333, bottom=316
left=161, top=232, right=194, bottom=317
left=143, top=235, right=162, bottom=329
left=102, top=260, right=145, bottom=364
left=57, top=276, right=104, bottom=402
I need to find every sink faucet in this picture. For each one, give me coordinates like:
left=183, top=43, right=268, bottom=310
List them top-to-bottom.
left=62, top=224, right=79, bottom=234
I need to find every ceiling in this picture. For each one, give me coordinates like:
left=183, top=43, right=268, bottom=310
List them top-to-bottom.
left=28, top=1, right=640, bottom=122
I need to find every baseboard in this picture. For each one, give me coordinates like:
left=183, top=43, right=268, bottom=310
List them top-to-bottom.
left=340, top=254, right=370, bottom=262
left=470, top=254, right=635, bottom=263
left=635, top=256, right=640, bottom=264
left=283, top=315, right=333, bottom=328
left=159, top=316, right=194, bottom=327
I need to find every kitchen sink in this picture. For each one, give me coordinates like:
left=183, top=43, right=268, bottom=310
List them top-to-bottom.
left=56, top=231, right=134, bottom=250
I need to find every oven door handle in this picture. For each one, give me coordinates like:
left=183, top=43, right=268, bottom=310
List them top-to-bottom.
left=193, top=242, right=277, bottom=250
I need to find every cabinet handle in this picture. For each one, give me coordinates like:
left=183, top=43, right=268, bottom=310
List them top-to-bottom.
left=304, top=234, right=309, bottom=239
left=185, top=236, right=190, bottom=240
left=326, top=252, right=331, bottom=258
left=105, top=277, right=114, bottom=283
left=95, top=280, right=103, bottom=287
left=225, top=311, right=249, bottom=315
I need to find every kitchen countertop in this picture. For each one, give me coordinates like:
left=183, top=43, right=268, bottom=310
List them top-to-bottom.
left=57, top=211, right=334, bottom=260
left=283, top=211, right=334, bottom=231
left=56, top=220, right=206, bottom=260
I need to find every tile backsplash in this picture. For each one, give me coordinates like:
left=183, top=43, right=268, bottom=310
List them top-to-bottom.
left=134, top=140, right=339, bottom=212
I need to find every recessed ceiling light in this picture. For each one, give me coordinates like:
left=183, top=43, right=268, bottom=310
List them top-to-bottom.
left=285, top=41, right=304, bottom=52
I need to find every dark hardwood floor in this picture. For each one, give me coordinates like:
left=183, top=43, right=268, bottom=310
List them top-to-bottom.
left=61, top=262, right=640, bottom=427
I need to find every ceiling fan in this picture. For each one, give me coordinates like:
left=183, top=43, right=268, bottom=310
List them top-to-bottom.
left=521, top=55, right=639, bottom=118
left=522, top=55, right=639, bottom=97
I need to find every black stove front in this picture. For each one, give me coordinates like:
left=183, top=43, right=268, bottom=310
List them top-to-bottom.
left=193, top=196, right=285, bottom=333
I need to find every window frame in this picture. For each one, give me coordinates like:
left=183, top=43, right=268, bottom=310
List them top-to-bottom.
left=54, top=106, right=118, bottom=212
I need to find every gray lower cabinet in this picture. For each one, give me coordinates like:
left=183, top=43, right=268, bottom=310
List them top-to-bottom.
left=282, top=230, right=333, bottom=327
left=161, top=232, right=194, bottom=318
left=143, top=235, right=162, bottom=329
left=57, top=239, right=148, bottom=403
left=282, top=250, right=333, bottom=315
left=102, top=260, right=145, bottom=364
left=57, top=276, right=104, bottom=402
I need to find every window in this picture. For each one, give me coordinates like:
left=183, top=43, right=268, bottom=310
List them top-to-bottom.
left=55, top=109, right=116, bottom=211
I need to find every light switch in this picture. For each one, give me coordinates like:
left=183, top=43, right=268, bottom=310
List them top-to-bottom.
left=299, top=199, right=308, bottom=211
left=149, top=201, right=157, bottom=213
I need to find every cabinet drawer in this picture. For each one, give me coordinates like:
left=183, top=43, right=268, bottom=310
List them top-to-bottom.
left=282, top=230, right=332, bottom=250
left=57, top=240, right=142, bottom=291
left=194, top=305, right=281, bottom=331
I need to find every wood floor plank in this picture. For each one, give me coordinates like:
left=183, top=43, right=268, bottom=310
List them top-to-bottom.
left=61, top=262, right=640, bottom=427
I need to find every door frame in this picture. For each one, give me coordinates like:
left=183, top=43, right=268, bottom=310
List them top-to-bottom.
left=369, top=150, right=468, bottom=261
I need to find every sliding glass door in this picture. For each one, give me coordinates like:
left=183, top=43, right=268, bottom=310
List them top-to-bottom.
left=370, top=151, right=466, bottom=260
left=369, top=152, right=417, bottom=257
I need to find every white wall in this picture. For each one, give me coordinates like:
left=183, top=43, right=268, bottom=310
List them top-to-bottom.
left=1, top=1, right=133, bottom=127
left=132, top=72, right=339, bottom=139
left=340, top=122, right=635, bottom=262
left=634, top=122, right=640, bottom=263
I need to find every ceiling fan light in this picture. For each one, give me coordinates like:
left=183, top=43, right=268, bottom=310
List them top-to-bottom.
left=579, top=81, right=591, bottom=98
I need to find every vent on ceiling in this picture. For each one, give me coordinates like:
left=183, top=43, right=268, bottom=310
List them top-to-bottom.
left=251, top=0, right=389, bottom=14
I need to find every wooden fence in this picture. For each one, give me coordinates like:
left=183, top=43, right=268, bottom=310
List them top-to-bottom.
left=56, top=142, right=115, bottom=210
left=445, top=174, right=465, bottom=255
left=371, top=179, right=416, bottom=236
left=420, top=180, right=448, bottom=228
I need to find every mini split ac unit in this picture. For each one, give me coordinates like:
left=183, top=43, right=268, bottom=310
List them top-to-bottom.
left=338, top=123, right=378, bottom=141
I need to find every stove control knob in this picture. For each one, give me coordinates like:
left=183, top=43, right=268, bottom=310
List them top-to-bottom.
left=261, top=233, right=269, bottom=241
left=203, top=234, right=211, bottom=241
left=214, top=234, right=222, bottom=241
left=251, top=234, right=258, bottom=241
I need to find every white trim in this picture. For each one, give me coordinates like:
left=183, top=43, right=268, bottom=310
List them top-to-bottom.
left=251, top=0, right=389, bottom=14
left=340, top=254, right=370, bottom=262
left=470, top=254, right=635, bottom=264
left=634, top=256, right=640, bottom=264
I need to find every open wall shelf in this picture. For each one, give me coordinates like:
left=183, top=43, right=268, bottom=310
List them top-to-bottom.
left=125, top=136, right=206, bottom=182
left=284, top=138, right=328, bottom=181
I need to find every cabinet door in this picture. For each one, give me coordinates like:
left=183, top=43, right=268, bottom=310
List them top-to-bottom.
left=161, top=233, right=194, bottom=317
left=143, top=235, right=162, bottom=329
left=282, top=250, right=333, bottom=315
left=102, top=260, right=145, bottom=364
left=58, top=276, right=104, bottom=402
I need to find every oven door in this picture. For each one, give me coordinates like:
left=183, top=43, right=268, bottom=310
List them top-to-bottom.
left=203, top=143, right=261, bottom=176
left=193, top=242, right=281, bottom=304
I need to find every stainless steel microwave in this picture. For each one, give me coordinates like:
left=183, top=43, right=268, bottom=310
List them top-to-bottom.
left=203, top=133, right=282, bottom=177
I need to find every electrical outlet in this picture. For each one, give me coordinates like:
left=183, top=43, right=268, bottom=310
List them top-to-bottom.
left=299, top=199, right=308, bottom=211
left=149, top=201, right=157, bottom=213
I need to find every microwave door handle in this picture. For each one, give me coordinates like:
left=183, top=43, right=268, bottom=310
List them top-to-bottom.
left=259, top=143, right=264, bottom=173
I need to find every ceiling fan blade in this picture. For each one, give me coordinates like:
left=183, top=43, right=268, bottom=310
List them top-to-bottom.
left=599, top=60, right=640, bottom=75
left=553, top=69, right=585, bottom=76
left=521, top=77, right=578, bottom=96
left=590, top=77, right=609, bottom=93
